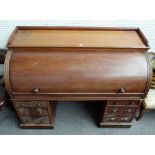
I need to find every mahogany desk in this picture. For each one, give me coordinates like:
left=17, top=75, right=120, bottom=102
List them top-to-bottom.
left=4, top=27, right=152, bottom=128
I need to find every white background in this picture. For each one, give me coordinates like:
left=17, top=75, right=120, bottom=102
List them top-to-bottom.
left=0, top=0, right=155, bottom=155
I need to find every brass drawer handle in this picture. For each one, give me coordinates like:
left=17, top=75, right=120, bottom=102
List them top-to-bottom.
left=32, top=88, right=40, bottom=93
left=118, top=88, right=126, bottom=94
left=114, top=101, right=119, bottom=105
left=131, top=101, right=135, bottom=105
left=20, top=103, right=24, bottom=107
left=37, top=103, right=41, bottom=106
left=37, top=108, right=44, bottom=114
left=37, top=108, right=42, bottom=114
left=112, top=108, right=118, bottom=113
left=127, top=109, right=132, bottom=113
left=21, top=110, right=27, bottom=114
left=110, top=117, right=116, bottom=121
left=121, top=117, right=129, bottom=121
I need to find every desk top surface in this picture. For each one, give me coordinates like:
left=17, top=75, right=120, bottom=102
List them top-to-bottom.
left=7, top=26, right=149, bottom=49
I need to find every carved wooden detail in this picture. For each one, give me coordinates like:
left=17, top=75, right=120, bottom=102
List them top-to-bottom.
left=13, top=100, right=57, bottom=128
left=100, top=100, right=140, bottom=127
left=20, top=116, right=50, bottom=124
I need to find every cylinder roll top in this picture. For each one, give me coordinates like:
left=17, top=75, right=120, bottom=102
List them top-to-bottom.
left=5, top=49, right=151, bottom=98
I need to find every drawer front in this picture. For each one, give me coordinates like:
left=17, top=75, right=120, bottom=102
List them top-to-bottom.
left=9, top=50, right=148, bottom=96
left=107, top=100, right=140, bottom=106
left=13, top=101, right=48, bottom=108
left=105, top=106, right=137, bottom=115
left=17, top=107, right=48, bottom=116
left=104, top=115, right=133, bottom=123
left=20, top=116, right=50, bottom=124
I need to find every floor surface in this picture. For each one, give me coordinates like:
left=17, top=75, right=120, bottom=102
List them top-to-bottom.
left=0, top=101, right=155, bottom=135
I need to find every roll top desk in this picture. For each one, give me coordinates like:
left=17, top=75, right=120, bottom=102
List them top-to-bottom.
left=4, top=27, right=152, bottom=128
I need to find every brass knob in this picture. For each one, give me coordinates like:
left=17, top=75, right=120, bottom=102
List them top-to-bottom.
left=32, top=88, right=39, bottom=93
left=118, top=88, right=126, bottom=94
left=114, top=101, right=119, bottom=105
left=20, top=103, right=24, bottom=107
left=37, top=103, right=41, bottom=106
left=37, top=108, right=42, bottom=114
left=112, top=108, right=118, bottom=113
left=127, top=109, right=132, bottom=113
left=21, top=110, right=26, bottom=114
left=110, top=117, right=116, bottom=121
left=121, top=117, right=129, bottom=121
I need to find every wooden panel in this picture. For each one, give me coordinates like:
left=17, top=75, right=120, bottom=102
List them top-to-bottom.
left=7, top=27, right=148, bottom=48
left=9, top=50, right=148, bottom=95
left=13, top=100, right=57, bottom=128
left=13, top=100, right=48, bottom=107
left=100, top=100, right=140, bottom=127
left=107, top=100, right=140, bottom=106
left=105, top=106, right=138, bottom=115
left=17, top=107, right=48, bottom=116
left=103, top=114, right=133, bottom=123
left=20, top=116, right=50, bottom=124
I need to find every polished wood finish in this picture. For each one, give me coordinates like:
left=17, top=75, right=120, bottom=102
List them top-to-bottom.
left=4, top=26, right=152, bottom=128
left=7, top=27, right=149, bottom=49
left=8, top=50, right=148, bottom=99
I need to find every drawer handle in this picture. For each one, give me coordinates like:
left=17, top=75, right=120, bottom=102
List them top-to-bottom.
left=32, top=88, right=40, bottom=93
left=118, top=88, right=126, bottom=94
left=114, top=101, right=119, bottom=105
left=131, top=101, right=135, bottom=105
left=20, top=103, right=24, bottom=107
left=37, top=103, right=41, bottom=106
left=112, top=108, right=118, bottom=113
left=38, top=109, right=42, bottom=114
left=127, top=109, right=132, bottom=113
left=22, top=110, right=27, bottom=114
left=121, top=117, right=129, bottom=121
left=110, top=118, right=116, bottom=121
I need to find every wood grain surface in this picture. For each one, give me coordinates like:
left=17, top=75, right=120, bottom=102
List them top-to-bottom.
left=7, top=27, right=148, bottom=49
left=9, top=50, right=148, bottom=95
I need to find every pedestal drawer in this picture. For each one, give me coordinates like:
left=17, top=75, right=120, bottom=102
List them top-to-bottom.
left=12, top=100, right=57, bottom=128
left=100, top=100, right=141, bottom=128
left=107, top=100, right=140, bottom=106
left=13, top=101, right=48, bottom=108
left=105, top=106, right=137, bottom=115
left=17, top=107, right=48, bottom=116
left=104, top=115, right=133, bottom=123
left=20, top=116, right=50, bottom=124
